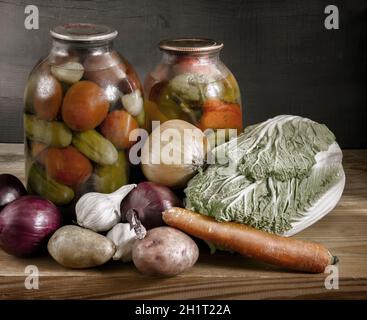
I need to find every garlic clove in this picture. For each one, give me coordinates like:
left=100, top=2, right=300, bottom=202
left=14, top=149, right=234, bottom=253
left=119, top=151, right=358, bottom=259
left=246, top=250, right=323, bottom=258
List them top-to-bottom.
left=121, top=89, right=143, bottom=116
left=112, top=183, right=136, bottom=198
left=76, top=184, right=136, bottom=232
left=106, top=223, right=137, bottom=262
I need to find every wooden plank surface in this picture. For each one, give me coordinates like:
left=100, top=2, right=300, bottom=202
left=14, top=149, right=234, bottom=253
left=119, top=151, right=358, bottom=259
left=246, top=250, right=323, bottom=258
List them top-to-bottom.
left=0, top=0, right=366, bottom=148
left=0, top=143, right=367, bottom=299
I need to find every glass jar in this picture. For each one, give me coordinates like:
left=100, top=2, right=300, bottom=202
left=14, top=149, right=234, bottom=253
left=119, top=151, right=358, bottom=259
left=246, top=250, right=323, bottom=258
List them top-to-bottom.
left=24, top=23, right=144, bottom=209
left=144, top=38, right=243, bottom=138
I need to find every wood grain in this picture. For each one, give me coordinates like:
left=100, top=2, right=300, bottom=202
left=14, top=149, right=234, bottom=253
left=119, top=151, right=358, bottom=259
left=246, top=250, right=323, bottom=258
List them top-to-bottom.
left=0, top=0, right=366, bottom=147
left=0, top=144, right=367, bottom=299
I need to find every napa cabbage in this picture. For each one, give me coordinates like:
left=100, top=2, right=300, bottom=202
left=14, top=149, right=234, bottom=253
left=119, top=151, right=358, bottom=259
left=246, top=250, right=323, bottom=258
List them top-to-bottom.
left=185, top=115, right=345, bottom=236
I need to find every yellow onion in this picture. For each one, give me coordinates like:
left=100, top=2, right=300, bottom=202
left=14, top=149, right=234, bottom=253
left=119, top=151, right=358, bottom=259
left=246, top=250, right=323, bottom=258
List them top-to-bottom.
left=141, top=120, right=208, bottom=188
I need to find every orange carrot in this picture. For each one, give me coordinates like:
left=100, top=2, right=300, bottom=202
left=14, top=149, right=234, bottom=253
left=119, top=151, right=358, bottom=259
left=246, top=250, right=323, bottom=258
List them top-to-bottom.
left=162, top=207, right=338, bottom=273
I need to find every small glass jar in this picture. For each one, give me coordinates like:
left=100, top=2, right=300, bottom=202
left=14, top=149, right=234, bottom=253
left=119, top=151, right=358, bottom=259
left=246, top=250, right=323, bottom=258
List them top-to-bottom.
left=24, top=23, right=144, bottom=209
left=144, top=38, right=243, bottom=137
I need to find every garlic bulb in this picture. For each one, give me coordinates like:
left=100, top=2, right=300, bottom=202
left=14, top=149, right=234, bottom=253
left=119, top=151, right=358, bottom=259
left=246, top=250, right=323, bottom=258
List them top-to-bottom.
left=121, top=89, right=143, bottom=116
left=141, top=119, right=208, bottom=188
left=76, top=184, right=136, bottom=232
left=106, top=223, right=137, bottom=262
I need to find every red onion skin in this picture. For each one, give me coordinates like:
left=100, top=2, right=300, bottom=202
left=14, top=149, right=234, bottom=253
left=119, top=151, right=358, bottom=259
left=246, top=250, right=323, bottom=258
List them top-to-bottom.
left=0, top=174, right=27, bottom=211
left=121, top=182, right=182, bottom=230
left=0, top=196, right=62, bottom=257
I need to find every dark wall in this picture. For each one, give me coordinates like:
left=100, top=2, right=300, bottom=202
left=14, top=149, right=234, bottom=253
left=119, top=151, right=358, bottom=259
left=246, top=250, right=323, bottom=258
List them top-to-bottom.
left=0, top=0, right=366, bottom=147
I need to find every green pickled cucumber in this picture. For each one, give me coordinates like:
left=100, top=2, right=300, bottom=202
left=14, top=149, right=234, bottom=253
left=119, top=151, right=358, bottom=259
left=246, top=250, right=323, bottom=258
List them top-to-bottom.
left=169, top=73, right=203, bottom=102
left=221, top=74, right=241, bottom=104
left=157, top=86, right=197, bottom=123
left=135, top=109, right=146, bottom=128
left=24, top=115, right=72, bottom=147
left=72, top=130, right=118, bottom=165
left=94, top=151, right=129, bottom=193
left=27, top=164, right=74, bottom=205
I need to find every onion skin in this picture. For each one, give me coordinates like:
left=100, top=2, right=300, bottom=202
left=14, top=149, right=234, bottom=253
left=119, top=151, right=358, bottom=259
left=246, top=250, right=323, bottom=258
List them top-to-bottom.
left=141, top=119, right=208, bottom=188
left=142, top=163, right=196, bottom=189
left=0, top=174, right=27, bottom=211
left=121, top=182, right=182, bottom=230
left=0, top=196, right=62, bottom=257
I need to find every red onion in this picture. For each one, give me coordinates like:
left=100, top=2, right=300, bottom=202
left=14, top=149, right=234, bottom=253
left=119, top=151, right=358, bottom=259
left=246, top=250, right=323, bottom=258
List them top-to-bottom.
left=0, top=174, right=27, bottom=211
left=121, top=182, right=182, bottom=231
left=0, top=196, right=62, bottom=256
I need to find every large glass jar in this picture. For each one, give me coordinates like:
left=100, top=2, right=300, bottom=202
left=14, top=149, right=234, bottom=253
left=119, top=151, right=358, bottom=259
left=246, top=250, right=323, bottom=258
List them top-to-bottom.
left=24, top=23, right=144, bottom=211
left=144, top=38, right=243, bottom=139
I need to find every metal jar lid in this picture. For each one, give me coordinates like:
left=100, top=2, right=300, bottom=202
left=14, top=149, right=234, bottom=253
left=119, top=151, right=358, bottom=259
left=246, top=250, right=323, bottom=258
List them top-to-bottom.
left=50, top=23, right=118, bottom=42
left=159, top=38, right=223, bottom=53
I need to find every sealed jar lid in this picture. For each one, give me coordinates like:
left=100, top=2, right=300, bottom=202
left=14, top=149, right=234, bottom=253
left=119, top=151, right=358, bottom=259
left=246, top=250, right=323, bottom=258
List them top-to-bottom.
left=50, top=23, right=118, bottom=42
left=159, top=38, right=223, bottom=53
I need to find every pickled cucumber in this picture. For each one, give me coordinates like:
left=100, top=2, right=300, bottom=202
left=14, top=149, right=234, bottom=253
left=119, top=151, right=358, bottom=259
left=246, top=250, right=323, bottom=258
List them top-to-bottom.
left=168, top=73, right=203, bottom=102
left=221, top=73, right=241, bottom=104
left=157, top=86, right=196, bottom=123
left=135, top=109, right=146, bottom=128
left=24, top=115, right=72, bottom=147
left=72, top=129, right=118, bottom=165
left=94, top=151, right=129, bottom=193
left=27, top=164, right=74, bottom=205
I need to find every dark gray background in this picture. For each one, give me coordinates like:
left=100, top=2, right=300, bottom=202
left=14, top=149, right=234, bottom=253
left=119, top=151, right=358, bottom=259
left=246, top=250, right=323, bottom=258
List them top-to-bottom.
left=0, top=0, right=366, bottom=147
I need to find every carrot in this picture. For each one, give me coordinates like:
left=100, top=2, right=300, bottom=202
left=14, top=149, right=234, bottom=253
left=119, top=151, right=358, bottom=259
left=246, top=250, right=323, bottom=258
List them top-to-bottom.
left=162, top=207, right=338, bottom=273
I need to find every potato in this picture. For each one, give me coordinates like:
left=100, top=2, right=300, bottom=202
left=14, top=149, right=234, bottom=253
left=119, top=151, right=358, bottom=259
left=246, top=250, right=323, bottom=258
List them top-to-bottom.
left=48, top=225, right=115, bottom=268
left=132, top=226, right=199, bottom=276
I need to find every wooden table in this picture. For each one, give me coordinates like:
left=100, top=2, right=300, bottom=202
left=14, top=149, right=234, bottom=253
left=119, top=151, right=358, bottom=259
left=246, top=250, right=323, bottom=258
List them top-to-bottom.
left=0, top=144, right=366, bottom=299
